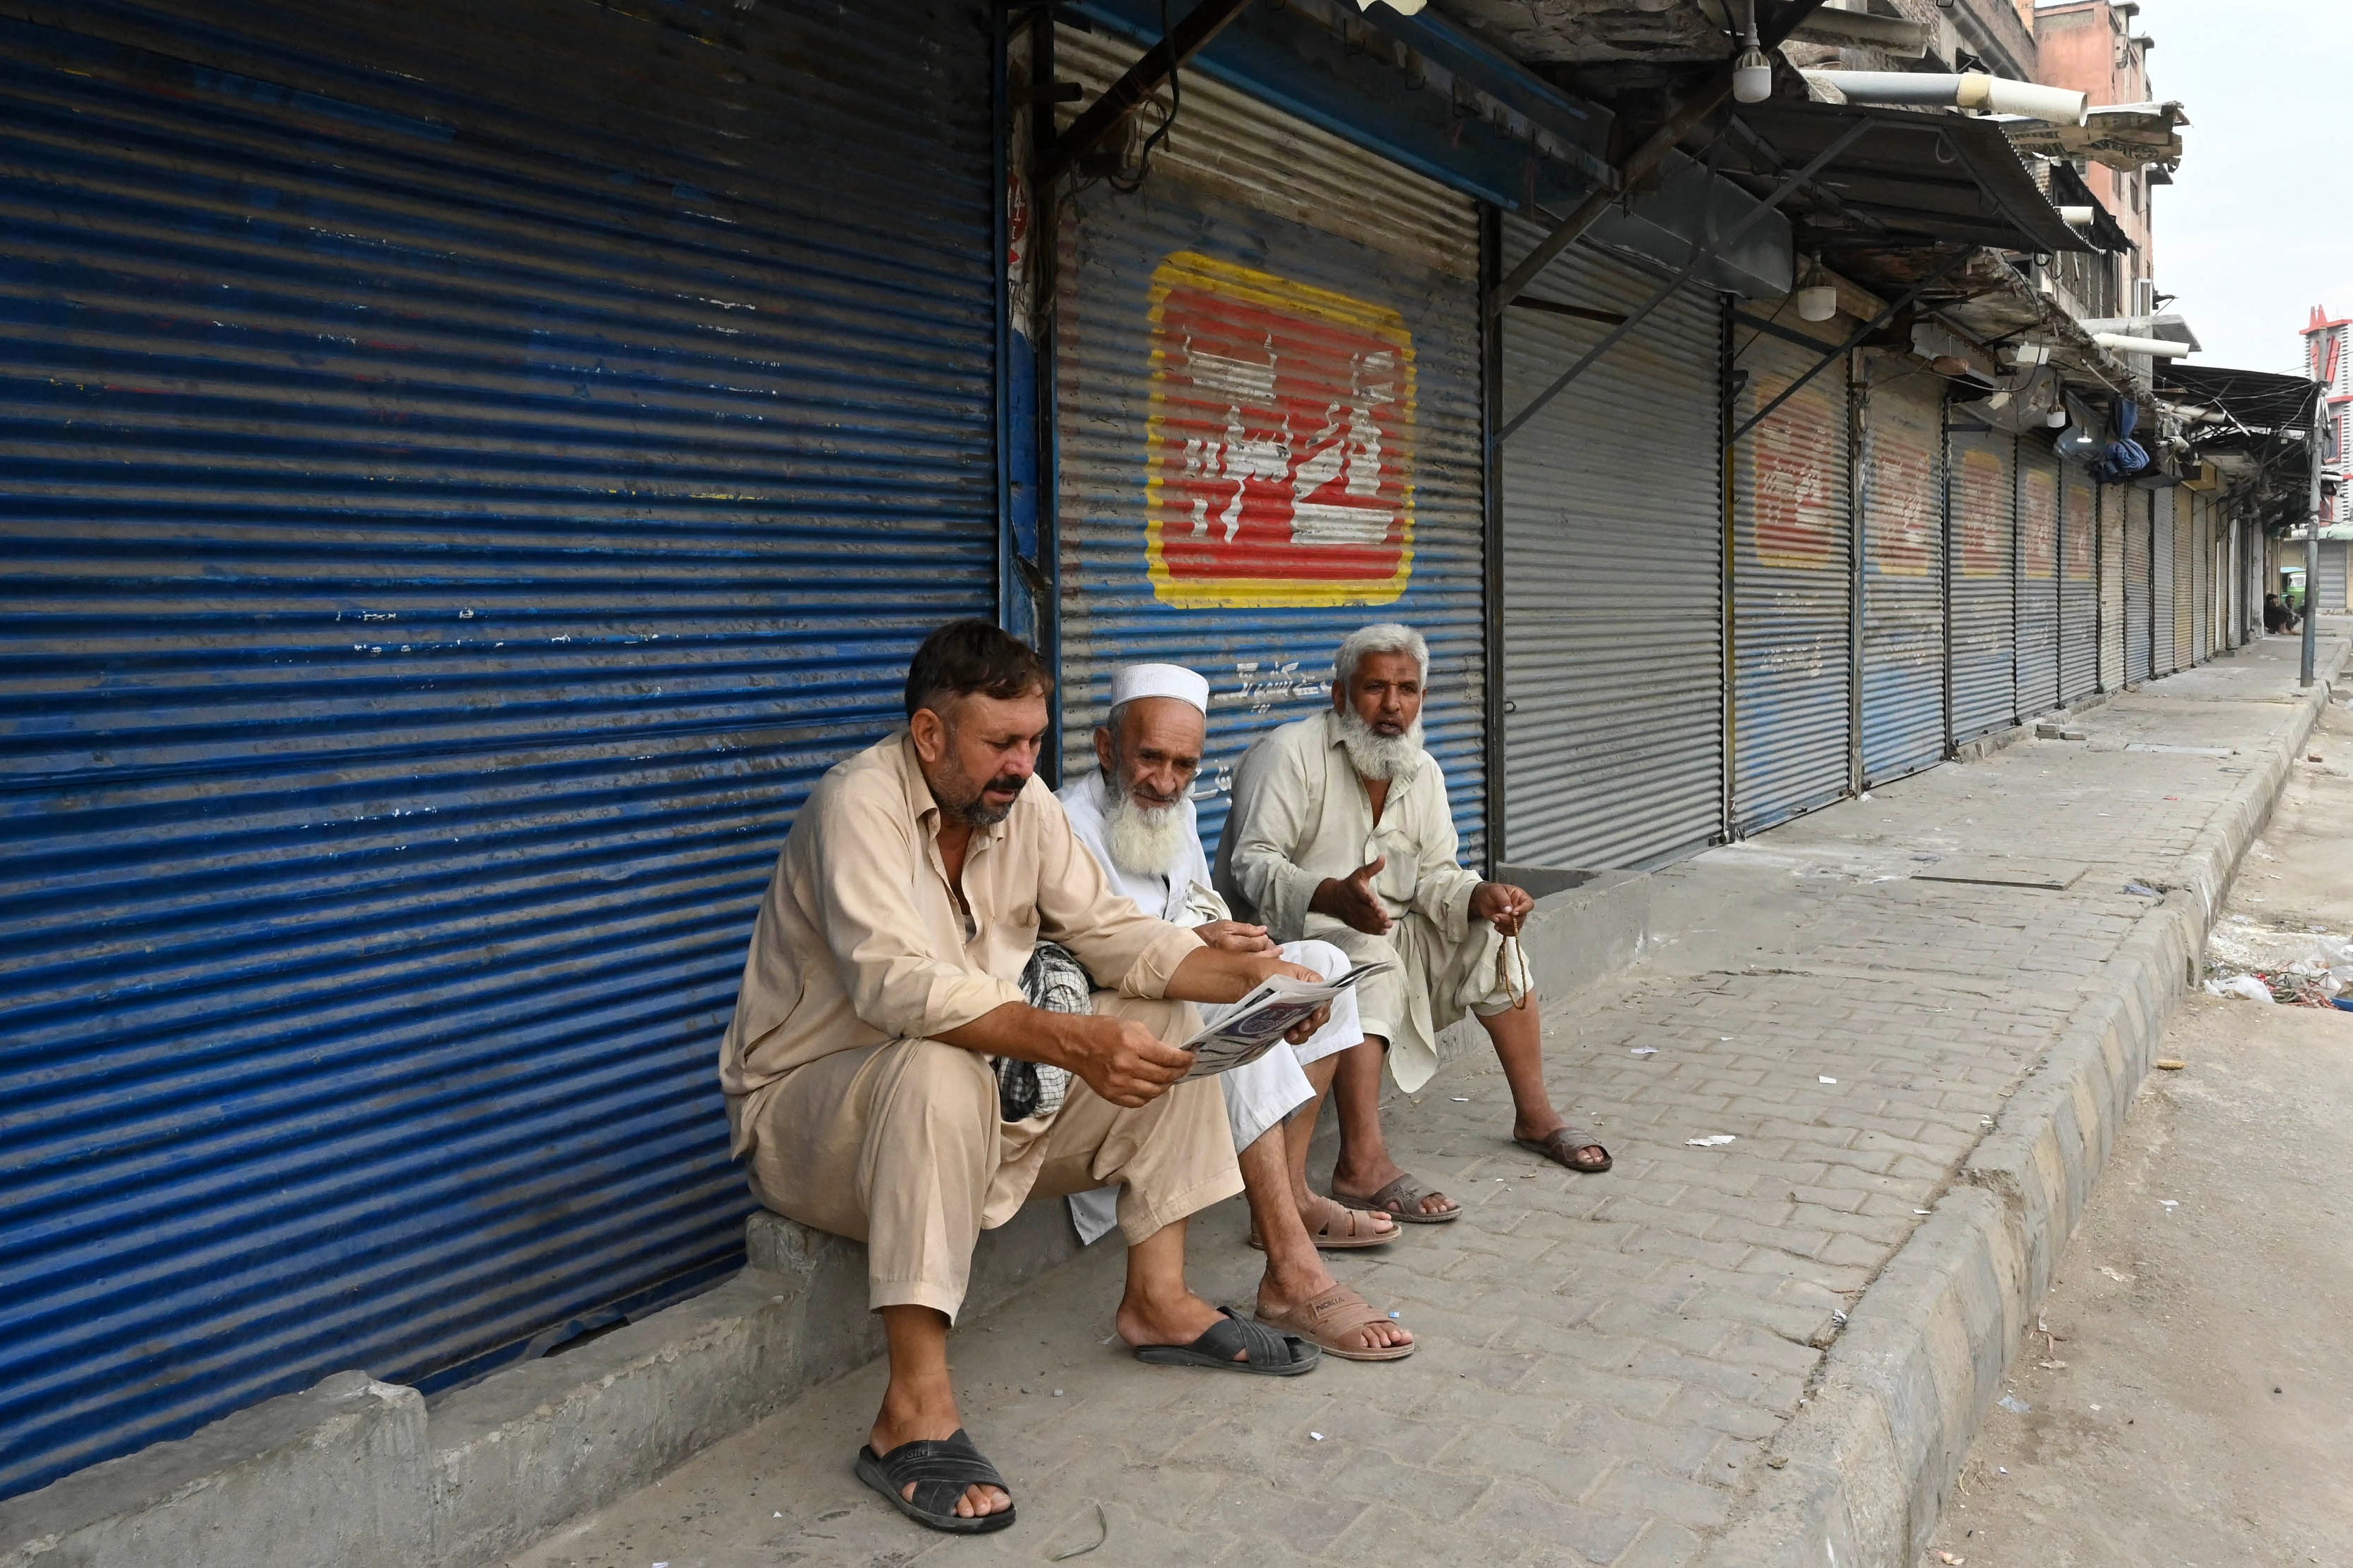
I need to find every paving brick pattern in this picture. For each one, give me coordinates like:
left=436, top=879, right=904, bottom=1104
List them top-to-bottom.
left=502, top=639, right=2338, bottom=1568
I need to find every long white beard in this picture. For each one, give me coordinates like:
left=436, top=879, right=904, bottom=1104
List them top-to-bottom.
left=1336, top=709, right=1427, bottom=783
left=1102, top=784, right=1190, bottom=878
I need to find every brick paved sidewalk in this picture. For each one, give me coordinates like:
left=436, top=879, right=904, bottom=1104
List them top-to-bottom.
left=502, top=635, right=2343, bottom=1568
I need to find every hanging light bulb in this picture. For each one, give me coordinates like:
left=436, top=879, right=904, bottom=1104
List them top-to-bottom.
left=1732, top=0, right=1772, bottom=104
left=1794, top=256, right=1837, bottom=322
left=2047, top=406, right=2070, bottom=428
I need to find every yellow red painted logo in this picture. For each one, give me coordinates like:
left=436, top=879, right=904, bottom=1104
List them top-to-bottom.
left=1144, top=252, right=1415, bottom=608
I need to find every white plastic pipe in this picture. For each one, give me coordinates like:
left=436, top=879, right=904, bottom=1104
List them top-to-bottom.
left=1801, top=70, right=2089, bottom=126
left=2093, top=332, right=2194, bottom=357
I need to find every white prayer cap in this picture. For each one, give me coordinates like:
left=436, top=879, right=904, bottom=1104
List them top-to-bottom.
left=1110, top=662, right=1210, bottom=714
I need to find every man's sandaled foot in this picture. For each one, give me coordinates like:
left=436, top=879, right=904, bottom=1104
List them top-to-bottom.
left=1515, top=1126, right=1611, bottom=1173
left=1331, top=1173, right=1460, bottom=1223
left=1248, top=1194, right=1400, bottom=1252
left=1255, top=1286, right=1415, bottom=1362
left=1131, top=1306, right=1320, bottom=1375
left=853, top=1429, right=1016, bottom=1534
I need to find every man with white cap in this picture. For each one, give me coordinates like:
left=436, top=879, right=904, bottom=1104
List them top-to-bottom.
left=1058, top=662, right=1413, bottom=1362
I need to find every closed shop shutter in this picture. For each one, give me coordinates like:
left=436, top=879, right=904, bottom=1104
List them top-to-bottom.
left=0, top=0, right=999, bottom=1498
left=1052, top=29, right=1485, bottom=859
left=1498, top=223, right=1724, bottom=869
left=1733, top=333, right=1854, bottom=830
left=1857, top=354, right=1947, bottom=785
left=1949, top=426, right=2017, bottom=741
left=2014, top=441, right=2061, bottom=719
left=2060, top=466, right=2099, bottom=703
left=2097, top=483, right=2127, bottom=690
left=2127, top=490, right=2155, bottom=681
left=2171, top=490, right=2195, bottom=671
left=2152, top=492, right=2177, bottom=675
left=2193, top=497, right=2211, bottom=660
left=2320, top=540, right=2351, bottom=613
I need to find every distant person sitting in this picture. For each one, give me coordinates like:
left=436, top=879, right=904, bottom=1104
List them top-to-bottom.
left=2265, top=594, right=2298, bottom=634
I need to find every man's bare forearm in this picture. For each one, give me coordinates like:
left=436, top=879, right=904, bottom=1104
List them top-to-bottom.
left=1165, top=944, right=1305, bottom=1005
left=933, top=1001, right=1093, bottom=1067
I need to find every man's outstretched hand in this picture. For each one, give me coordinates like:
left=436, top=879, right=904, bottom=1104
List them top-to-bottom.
left=1310, top=857, right=1392, bottom=935
left=1469, top=881, right=1536, bottom=937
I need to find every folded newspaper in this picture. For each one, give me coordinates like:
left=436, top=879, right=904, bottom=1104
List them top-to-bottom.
left=1179, top=959, right=1394, bottom=1080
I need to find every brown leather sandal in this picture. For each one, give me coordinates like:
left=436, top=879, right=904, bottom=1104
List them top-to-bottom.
left=1515, top=1126, right=1613, bottom=1173
left=1330, top=1173, right=1461, bottom=1223
left=1248, top=1195, right=1400, bottom=1252
left=1255, top=1286, right=1415, bottom=1362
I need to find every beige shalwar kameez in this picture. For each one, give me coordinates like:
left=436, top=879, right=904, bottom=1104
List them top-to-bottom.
left=1213, top=709, right=1529, bottom=1094
left=721, top=733, right=1243, bottom=1320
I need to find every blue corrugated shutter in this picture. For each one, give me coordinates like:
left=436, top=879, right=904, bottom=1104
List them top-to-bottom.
left=0, top=0, right=996, bottom=1498
left=1050, top=28, right=1485, bottom=861
left=1732, top=332, right=1854, bottom=833
left=1857, top=353, right=1947, bottom=786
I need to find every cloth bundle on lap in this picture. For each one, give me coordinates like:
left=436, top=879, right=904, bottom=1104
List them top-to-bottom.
left=1001, top=941, right=1088, bottom=1121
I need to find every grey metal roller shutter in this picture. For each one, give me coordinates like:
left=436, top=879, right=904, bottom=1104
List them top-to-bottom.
left=0, top=0, right=999, bottom=1498
left=1050, top=28, right=1486, bottom=860
left=1498, top=223, right=1725, bottom=869
left=1733, top=332, right=1854, bottom=830
left=1857, top=354, right=1946, bottom=785
left=1949, top=425, right=2016, bottom=741
left=2014, top=440, right=2061, bottom=719
left=2059, top=464, right=2099, bottom=703
left=2097, top=482, right=2127, bottom=690
left=2127, top=490, right=2155, bottom=681
left=2154, top=490, right=2178, bottom=675
left=2171, top=490, right=2195, bottom=671
left=2193, top=496, right=2212, bottom=659
left=2318, top=540, right=2349, bottom=612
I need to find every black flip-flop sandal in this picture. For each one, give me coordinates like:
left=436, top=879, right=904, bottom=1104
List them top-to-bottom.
left=1131, top=1306, right=1321, bottom=1376
left=852, top=1428, right=1017, bottom=1534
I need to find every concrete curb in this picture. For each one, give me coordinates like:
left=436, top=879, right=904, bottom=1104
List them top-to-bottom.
left=1696, top=657, right=2343, bottom=1568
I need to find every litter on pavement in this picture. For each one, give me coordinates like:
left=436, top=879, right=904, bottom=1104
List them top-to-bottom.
left=1687, top=1135, right=1737, bottom=1147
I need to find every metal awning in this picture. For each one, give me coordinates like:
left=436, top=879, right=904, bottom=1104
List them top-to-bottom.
left=1715, top=99, right=2094, bottom=259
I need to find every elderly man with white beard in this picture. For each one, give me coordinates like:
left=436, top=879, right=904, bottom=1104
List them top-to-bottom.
left=1215, top=623, right=1610, bottom=1228
left=1060, top=663, right=1413, bottom=1362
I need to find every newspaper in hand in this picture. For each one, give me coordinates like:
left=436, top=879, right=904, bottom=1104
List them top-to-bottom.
left=1179, top=959, right=1395, bottom=1079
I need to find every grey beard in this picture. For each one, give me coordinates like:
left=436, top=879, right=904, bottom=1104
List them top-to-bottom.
left=1336, top=709, right=1427, bottom=783
left=1102, top=784, right=1190, bottom=878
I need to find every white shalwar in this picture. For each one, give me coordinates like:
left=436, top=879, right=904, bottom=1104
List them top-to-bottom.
left=1057, top=769, right=1362, bottom=1246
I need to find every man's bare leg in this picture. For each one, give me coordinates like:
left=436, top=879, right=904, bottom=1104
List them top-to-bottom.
left=1481, top=997, right=1598, bottom=1160
left=1327, top=1036, right=1458, bottom=1217
left=1282, top=1054, right=1401, bottom=1242
left=1241, top=1126, right=1410, bottom=1353
left=1110, top=1217, right=1231, bottom=1354
left=870, top=1305, right=1009, bottom=1520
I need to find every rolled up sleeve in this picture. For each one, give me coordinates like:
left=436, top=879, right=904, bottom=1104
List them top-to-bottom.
left=1225, top=735, right=1321, bottom=943
left=802, top=784, right=1024, bottom=1040
left=1034, top=789, right=1203, bottom=995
